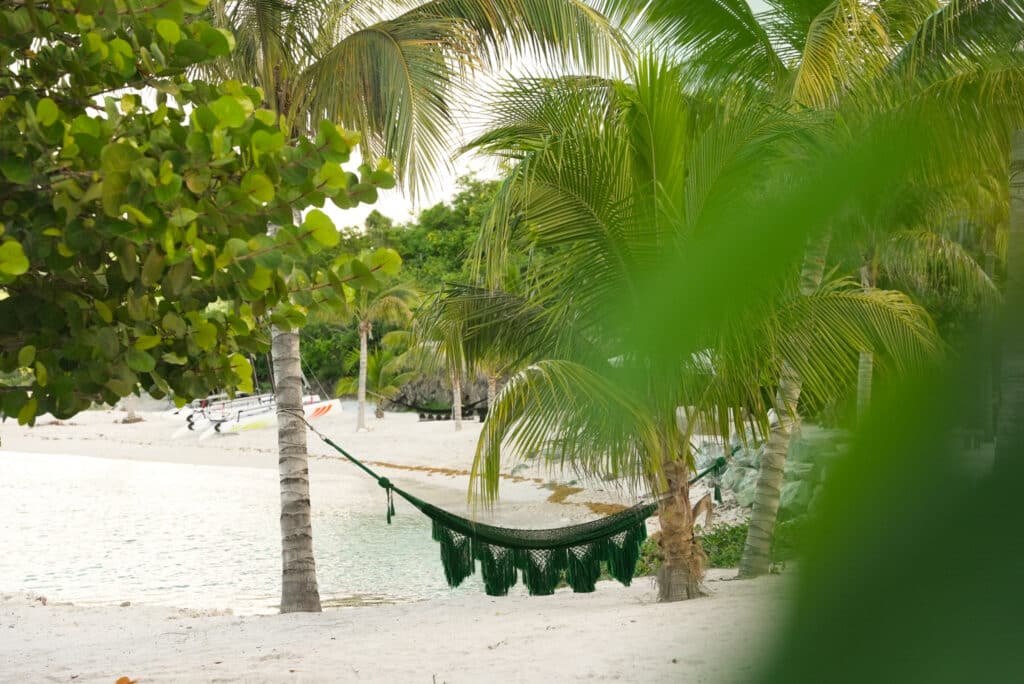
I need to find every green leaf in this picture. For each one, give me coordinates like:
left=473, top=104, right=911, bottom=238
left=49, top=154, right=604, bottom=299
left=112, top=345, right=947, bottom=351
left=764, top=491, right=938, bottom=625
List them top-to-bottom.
left=156, top=19, right=181, bottom=44
left=199, top=26, right=234, bottom=57
left=210, top=95, right=249, bottom=128
left=36, top=98, right=59, bottom=126
left=251, top=130, right=284, bottom=154
left=100, top=142, right=139, bottom=174
left=0, top=158, right=31, bottom=183
left=315, top=161, right=346, bottom=189
left=184, top=169, right=210, bottom=193
left=241, top=171, right=274, bottom=203
left=120, top=204, right=153, bottom=225
left=169, top=207, right=199, bottom=228
left=303, top=209, right=338, bottom=247
left=0, top=240, right=29, bottom=276
left=370, top=248, right=402, bottom=276
left=141, top=249, right=165, bottom=286
left=94, top=299, right=113, bottom=323
left=162, top=312, right=186, bottom=336
left=191, top=320, right=217, bottom=351
left=134, top=335, right=162, bottom=350
left=18, top=345, right=36, bottom=367
left=126, top=348, right=156, bottom=372
left=162, top=351, right=188, bottom=365
left=230, top=352, right=254, bottom=393
left=34, top=361, right=48, bottom=387
left=17, top=397, right=37, bottom=425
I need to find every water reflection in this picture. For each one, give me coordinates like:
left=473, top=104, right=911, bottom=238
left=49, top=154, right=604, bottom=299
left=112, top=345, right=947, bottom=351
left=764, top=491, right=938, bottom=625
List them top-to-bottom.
left=0, top=451, right=476, bottom=613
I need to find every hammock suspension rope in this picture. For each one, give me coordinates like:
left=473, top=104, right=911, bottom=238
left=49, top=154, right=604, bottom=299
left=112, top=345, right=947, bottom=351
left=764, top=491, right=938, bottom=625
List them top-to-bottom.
left=282, top=409, right=726, bottom=596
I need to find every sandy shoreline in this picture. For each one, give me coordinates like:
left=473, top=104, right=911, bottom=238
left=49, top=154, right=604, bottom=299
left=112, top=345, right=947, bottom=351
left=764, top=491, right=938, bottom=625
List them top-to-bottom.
left=0, top=404, right=775, bottom=682
left=2, top=570, right=787, bottom=683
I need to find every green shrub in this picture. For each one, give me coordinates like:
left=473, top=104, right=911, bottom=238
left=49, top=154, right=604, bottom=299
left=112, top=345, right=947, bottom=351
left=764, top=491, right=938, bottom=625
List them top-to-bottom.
left=631, top=519, right=809, bottom=576
left=699, top=524, right=749, bottom=568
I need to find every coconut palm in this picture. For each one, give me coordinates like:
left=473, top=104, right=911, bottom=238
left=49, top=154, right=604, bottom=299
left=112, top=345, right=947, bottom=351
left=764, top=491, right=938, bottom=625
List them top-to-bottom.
left=200, top=0, right=627, bottom=611
left=625, top=0, right=1024, bottom=578
left=459, top=58, right=939, bottom=600
left=343, top=280, right=418, bottom=430
left=336, top=346, right=417, bottom=418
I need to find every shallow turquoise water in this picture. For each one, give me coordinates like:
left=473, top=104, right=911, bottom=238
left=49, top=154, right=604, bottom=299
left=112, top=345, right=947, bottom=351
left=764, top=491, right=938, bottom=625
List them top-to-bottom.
left=0, top=451, right=479, bottom=613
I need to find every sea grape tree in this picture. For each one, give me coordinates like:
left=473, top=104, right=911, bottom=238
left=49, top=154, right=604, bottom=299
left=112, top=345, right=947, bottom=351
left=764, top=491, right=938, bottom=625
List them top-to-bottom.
left=0, top=0, right=398, bottom=423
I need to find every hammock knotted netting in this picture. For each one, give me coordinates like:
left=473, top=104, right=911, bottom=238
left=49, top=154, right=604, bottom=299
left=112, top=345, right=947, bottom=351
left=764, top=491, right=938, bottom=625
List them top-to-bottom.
left=313, top=431, right=724, bottom=597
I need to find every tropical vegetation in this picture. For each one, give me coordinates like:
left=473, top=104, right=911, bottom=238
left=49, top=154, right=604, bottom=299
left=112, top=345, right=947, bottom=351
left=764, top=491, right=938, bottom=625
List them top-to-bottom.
left=3, top=0, right=1023, bottom=631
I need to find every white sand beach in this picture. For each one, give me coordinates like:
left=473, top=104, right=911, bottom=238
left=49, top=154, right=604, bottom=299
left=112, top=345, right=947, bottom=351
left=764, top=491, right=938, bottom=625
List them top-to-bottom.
left=0, top=404, right=785, bottom=682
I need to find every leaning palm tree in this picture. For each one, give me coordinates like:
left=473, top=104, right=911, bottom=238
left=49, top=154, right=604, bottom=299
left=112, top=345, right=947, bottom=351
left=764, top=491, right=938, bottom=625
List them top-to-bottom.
left=200, top=0, right=627, bottom=611
left=459, top=58, right=939, bottom=600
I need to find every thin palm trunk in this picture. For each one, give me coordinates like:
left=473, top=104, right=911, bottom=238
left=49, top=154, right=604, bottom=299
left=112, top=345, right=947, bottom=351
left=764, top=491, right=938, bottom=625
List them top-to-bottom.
left=995, top=131, right=1024, bottom=472
left=271, top=208, right=321, bottom=613
left=738, top=231, right=830, bottom=578
left=981, top=250, right=997, bottom=441
left=857, top=265, right=875, bottom=422
left=357, top=321, right=370, bottom=431
left=272, top=324, right=322, bottom=612
left=452, top=369, right=463, bottom=431
left=487, top=373, right=498, bottom=412
left=657, top=456, right=705, bottom=601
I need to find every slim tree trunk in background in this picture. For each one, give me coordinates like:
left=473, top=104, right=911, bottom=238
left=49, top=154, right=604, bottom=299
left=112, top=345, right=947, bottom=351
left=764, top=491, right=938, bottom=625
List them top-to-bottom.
left=995, top=131, right=1024, bottom=473
left=738, top=231, right=830, bottom=578
left=981, top=250, right=997, bottom=441
left=857, top=265, right=874, bottom=423
left=357, top=321, right=370, bottom=431
left=272, top=325, right=322, bottom=613
left=452, top=370, right=463, bottom=431
left=487, top=373, right=498, bottom=413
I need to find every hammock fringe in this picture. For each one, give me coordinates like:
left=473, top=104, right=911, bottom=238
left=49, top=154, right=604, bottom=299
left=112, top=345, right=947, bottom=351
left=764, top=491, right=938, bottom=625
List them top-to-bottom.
left=432, top=514, right=651, bottom=596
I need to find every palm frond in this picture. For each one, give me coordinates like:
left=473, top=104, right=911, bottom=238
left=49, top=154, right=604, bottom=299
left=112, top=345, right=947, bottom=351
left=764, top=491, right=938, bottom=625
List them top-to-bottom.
left=298, top=15, right=471, bottom=197
left=881, top=229, right=1000, bottom=306
left=471, top=359, right=667, bottom=503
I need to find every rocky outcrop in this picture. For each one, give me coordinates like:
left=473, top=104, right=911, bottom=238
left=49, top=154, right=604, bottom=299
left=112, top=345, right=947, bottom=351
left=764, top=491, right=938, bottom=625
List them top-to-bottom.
left=386, top=371, right=489, bottom=412
left=703, top=425, right=848, bottom=520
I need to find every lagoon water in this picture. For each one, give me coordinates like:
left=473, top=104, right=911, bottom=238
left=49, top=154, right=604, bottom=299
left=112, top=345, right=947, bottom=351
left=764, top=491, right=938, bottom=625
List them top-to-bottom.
left=0, top=451, right=477, bottom=613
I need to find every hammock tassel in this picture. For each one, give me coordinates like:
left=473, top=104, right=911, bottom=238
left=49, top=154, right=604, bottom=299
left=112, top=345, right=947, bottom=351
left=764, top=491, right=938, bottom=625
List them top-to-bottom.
left=379, top=477, right=396, bottom=524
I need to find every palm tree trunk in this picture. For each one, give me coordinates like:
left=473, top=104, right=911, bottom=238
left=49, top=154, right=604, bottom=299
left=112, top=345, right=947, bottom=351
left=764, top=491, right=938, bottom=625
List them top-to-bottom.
left=995, top=131, right=1024, bottom=472
left=270, top=209, right=321, bottom=613
left=738, top=230, right=830, bottom=578
left=857, top=265, right=874, bottom=423
left=357, top=320, right=369, bottom=432
left=272, top=324, right=322, bottom=613
left=452, top=369, right=463, bottom=431
left=487, top=373, right=498, bottom=413
left=657, top=414, right=704, bottom=601
left=657, top=458, right=705, bottom=601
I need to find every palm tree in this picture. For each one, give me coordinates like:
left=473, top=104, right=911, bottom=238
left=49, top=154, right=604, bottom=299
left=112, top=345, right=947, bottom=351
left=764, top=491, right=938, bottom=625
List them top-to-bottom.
left=201, top=0, right=627, bottom=611
left=631, top=0, right=1024, bottom=578
left=460, top=59, right=939, bottom=600
left=344, top=280, right=417, bottom=430
left=336, top=346, right=417, bottom=418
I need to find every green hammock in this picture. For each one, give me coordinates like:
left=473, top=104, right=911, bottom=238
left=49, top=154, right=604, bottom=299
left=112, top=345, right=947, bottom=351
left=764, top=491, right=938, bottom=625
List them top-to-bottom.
left=306, top=422, right=725, bottom=597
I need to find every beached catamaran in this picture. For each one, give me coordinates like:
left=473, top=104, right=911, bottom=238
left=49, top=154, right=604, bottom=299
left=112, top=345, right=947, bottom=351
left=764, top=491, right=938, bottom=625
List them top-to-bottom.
left=173, top=392, right=340, bottom=439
